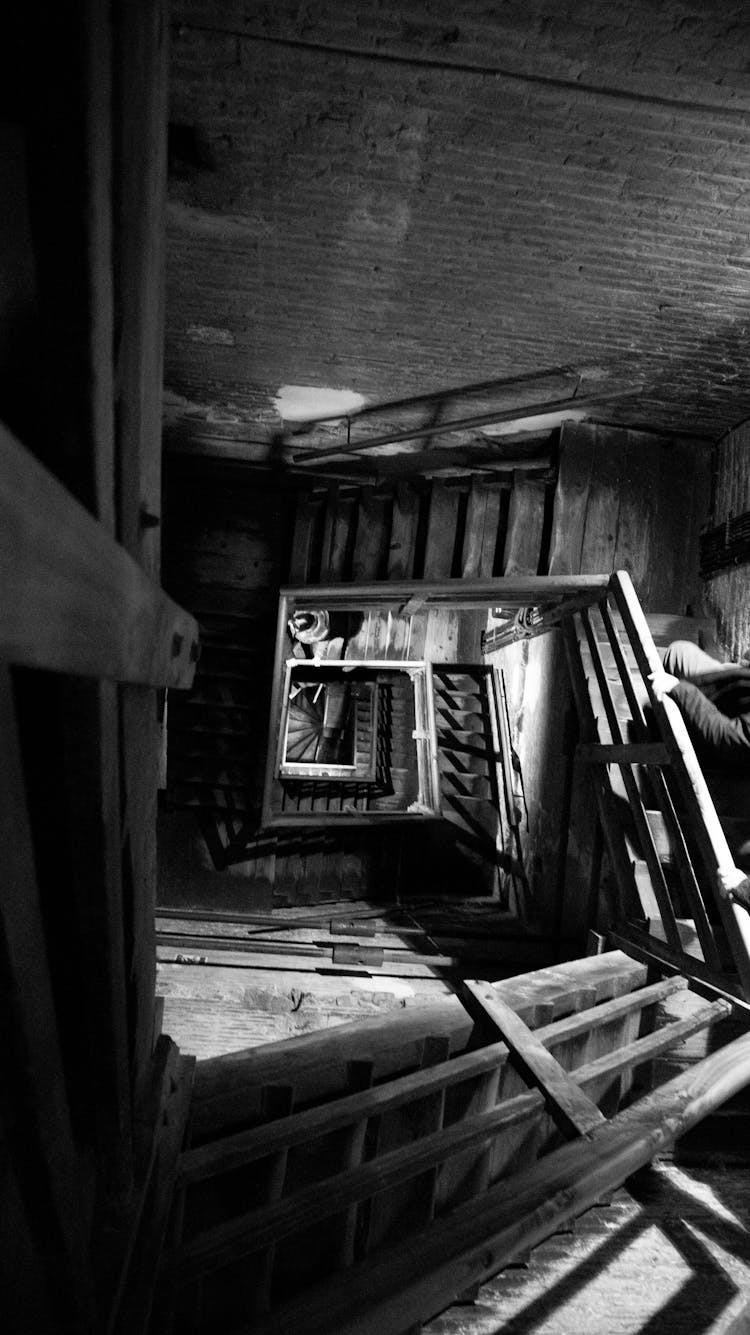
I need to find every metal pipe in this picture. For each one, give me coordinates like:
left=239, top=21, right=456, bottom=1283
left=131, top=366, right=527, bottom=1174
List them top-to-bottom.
left=292, top=390, right=641, bottom=464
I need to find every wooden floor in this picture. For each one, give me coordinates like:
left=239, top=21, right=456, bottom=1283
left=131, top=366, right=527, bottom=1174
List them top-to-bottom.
left=425, top=1163, right=750, bottom=1335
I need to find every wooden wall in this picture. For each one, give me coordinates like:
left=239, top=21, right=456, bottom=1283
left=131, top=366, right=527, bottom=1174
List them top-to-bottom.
left=0, top=7, right=195, bottom=1329
left=705, top=416, right=750, bottom=660
left=490, top=423, right=712, bottom=947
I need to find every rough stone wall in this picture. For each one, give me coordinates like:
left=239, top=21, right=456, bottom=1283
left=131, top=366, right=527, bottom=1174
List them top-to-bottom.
left=167, top=0, right=750, bottom=451
left=706, top=417, right=750, bottom=661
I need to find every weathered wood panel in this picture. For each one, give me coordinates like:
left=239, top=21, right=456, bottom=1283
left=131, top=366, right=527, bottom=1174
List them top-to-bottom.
left=0, top=422, right=199, bottom=686
left=503, top=477, right=546, bottom=575
left=424, top=480, right=460, bottom=578
left=461, top=480, right=503, bottom=578
left=388, top=481, right=421, bottom=579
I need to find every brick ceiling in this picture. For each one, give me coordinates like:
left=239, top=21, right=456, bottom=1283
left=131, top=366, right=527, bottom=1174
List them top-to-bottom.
left=166, top=1, right=750, bottom=466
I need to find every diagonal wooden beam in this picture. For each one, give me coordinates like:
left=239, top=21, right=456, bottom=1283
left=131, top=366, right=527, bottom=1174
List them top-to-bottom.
left=0, top=421, right=198, bottom=688
left=459, top=980, right=606, bottom=1137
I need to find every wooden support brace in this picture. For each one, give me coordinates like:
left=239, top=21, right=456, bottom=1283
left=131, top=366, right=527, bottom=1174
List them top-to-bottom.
left=0, top=421, right=199, bottom=687
left=609, top=925, right=750, bottom=1018
left=458, top=981, right=606, bottom=1137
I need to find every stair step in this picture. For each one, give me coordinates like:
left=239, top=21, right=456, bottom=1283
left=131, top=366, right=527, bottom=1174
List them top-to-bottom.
left=434, top=709, right=487, bottom=732
left=436, top=727, right=490, bottom=746
left=441, top=771, right=493, bottom=800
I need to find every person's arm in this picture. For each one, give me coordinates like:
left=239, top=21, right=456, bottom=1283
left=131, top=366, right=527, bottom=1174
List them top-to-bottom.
left=670, top=680, right=750, bottom=763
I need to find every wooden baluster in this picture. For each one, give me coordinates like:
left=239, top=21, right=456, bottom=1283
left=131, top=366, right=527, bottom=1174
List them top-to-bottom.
left=334, top=1060, right=375, bottom=1268
left=246, top=1084, right=294, bottom=1317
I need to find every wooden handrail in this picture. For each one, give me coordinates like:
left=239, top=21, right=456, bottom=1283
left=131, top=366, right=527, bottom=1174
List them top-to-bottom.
left=0, top=422, right=199, bottom=688
left=284, top=574, right=610, bottom=610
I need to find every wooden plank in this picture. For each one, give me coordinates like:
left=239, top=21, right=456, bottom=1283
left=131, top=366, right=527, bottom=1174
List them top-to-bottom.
left=114, top=0, right=168, bottom=578
left=0, top=422, right=199, bottom=687
left=548, top=422, right=595, bottom=575
left=579, top=427, right=623, bottom=573
left=612, top=430, right=660, bottom=607
left=649, top=440, right=698, bottom=612
left=502, top=478, right=546, bottom=575
left=423, top=480, right=460, bottom=578
left=461, top=480, right=501, bottom=578
left=388, top=482, right=421, bottom=579
left=318, top=483, right=339, bottom=582
left=352, top=487, right=390, bottom=580
left=328, top=494, right=357, bottom=582
left=288, top=498, right=318, bottom=583
left=288, top=574, right=610, bottom=609
left=0, top=666, right=96, bottom=1330
left=459, top=981, right=605, bottom=1137
left=251, top=1029, right=750, bottom=1335
left=365, top=1035, right=450, bottom=1250
left=109, top=1042, right=195, bottom=1335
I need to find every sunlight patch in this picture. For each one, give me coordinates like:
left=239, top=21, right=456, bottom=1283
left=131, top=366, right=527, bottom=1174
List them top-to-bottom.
left=273, top=385, right=366, bottom=423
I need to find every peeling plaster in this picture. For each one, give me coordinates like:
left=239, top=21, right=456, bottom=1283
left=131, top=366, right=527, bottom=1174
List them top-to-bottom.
left=273, top=385, right=367, bottom=423
left=481, top=407, right=589, bottom=437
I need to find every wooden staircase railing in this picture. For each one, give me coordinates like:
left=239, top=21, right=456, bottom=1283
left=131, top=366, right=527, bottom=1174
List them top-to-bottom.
left=566, top=569, right=750, bottom=1000
left=154, top=951, right=750, bottom=1334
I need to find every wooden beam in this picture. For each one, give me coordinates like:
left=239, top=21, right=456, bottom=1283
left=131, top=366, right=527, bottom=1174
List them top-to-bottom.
left=0, top=421, right=199, bottom=687
left=287, top=574, right=609, bottom=610
left=0, top=666, right=96, bottom=1330
left=609, top=925, right=750, bottom=1016
left=459, top=981, right=606, bottom=1137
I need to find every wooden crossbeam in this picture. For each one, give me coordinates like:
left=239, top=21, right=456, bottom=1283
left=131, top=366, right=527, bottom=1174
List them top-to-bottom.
left=0, top=421, right=199, bottom=687
left=287, top=574, right=610, bottom=611
left=459, top=981, right=606, bottom=1137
